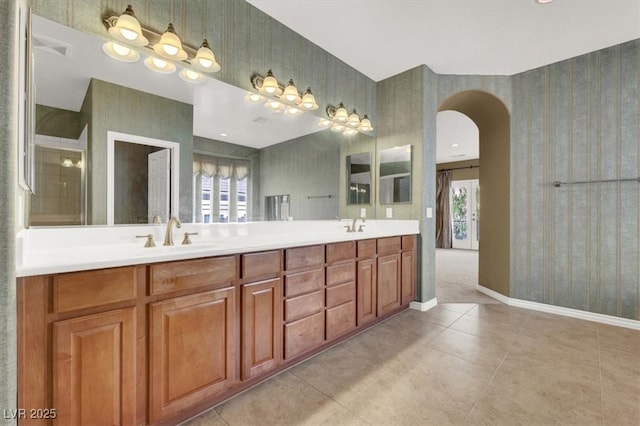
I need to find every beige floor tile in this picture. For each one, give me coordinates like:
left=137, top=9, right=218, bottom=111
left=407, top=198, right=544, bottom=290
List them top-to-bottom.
left=439, top=303, right=478, bottom=314
left=416, top=304, right=466, bottom=328
left=465, top=304, right=531, bottom=332
left=381, top=309, right=447, bottom=342
left=521, top=311, right=599, bottom=341
left=449, top=314, right=521, bottom=347
left=598, top=323, right=640, bottom=355
left=429, top=327, right=510, bottom=371
left=509, top=332, right=600, bottom=373
left=600, top=343, right=640, bottom=425
left=289, top=344, right=387, bottom=406
left=387, top=345, right=495, bottom=408
left=344, top=367, right=471, bottom=425
left=215, top=372, right=343, bottom=426
left=181, top=407, right=228, bottom=426
left=317, top=407, right=371, bottom=426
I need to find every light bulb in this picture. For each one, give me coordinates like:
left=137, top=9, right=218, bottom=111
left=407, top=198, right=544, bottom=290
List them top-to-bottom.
left=102, top=41, right=139, bottom=62
left=112, top=43, right=130, bottom=56
left=162, top=44, right=179, bottom=56
left=153, top=58, right=167, bottom=68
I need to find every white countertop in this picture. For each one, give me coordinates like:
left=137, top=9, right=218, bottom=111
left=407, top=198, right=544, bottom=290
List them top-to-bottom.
left=16, top=220, right=419, bottom=277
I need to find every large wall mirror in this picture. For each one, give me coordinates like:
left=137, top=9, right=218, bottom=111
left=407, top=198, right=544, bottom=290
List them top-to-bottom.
left=28, top=14, right=334, bottom=226
left=379, top=144, right=412, bottom=204
left=346, top=152, right=372, bottom=205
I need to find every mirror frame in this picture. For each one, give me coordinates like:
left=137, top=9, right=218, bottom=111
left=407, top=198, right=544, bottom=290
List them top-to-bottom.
left=18, top=5, right=35, bottom=193
left=107, top=131, right=180, bottom=225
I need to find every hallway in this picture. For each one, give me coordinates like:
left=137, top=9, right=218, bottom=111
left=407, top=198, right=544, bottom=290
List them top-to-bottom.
left=435, top=248, right=498, bottom=304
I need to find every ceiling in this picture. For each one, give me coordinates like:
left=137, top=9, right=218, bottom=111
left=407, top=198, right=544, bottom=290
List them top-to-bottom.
left=246, top=0, right=640, bottom=81
left=436, top=111, right=479, bottom=164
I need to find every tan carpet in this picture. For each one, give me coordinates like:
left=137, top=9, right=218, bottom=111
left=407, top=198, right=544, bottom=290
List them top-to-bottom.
left=435, top=248, right=499, bottom=304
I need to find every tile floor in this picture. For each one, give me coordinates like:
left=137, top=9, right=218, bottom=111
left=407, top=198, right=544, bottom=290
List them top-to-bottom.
left=435, top=249, right=497, bottom=304
left=183, top=303, right=640, bottom=426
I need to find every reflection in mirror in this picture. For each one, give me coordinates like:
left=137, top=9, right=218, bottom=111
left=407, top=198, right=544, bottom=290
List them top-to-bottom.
left=29, top=14, right=331, bottom=226
left=31, top=134, right=86, bottom=226
left=379, top=144, right=412, bottom=204
left=346, top=152, right=371, bottom=205
left=265, top=195, right=290, bottom=221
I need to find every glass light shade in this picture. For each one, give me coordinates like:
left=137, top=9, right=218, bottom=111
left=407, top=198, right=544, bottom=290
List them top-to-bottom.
left=108, top=5, right=148, bottom=46
left=153, top=23, right=188, bottom=61
left=192, top=39, right=221, bottom=72
left=102, top=41, right=140, bottom=62
left=144, top=56, right=176, bottom=74
left=179, top=68, right=206, bottom=84
left=261, top=70, right=281, bottom=95
left=282, top=80, right=301, bottom=104
left=300, top=88, right=319, bottom=110
left=244, top=92, right=266, bottom=104
left=265, top=99, right=286, bottom=113
left=334, top=103, right=348, bottom=122
left=284, top=106, right=303, bottom=116
left=347, top=110, right=360, bottom=127
left=358, top=115, right=373, bottom=132
left=318, top=119, right=333, bottom=128
left=331, top=123, right=346, bottom=133
left=343, top=128, right=358, bottom=136
left=61, top=158, right=74, bottom=168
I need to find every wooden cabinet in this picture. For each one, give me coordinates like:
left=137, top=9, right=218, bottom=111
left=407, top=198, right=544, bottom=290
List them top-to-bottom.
left=18, top=234, right=418, bottom=426
left=377, top=253, right=401, bottom=316
left=357, top=258, right=377, bottom=326
left=241, top=278, right=282, bottom=380
left=148, top=287, right=236, bottom=424
left=53, top=307, right=137, bottom=426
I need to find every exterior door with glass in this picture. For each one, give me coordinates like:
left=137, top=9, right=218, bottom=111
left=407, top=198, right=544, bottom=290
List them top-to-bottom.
left=450, top=179, right=479, bottom=250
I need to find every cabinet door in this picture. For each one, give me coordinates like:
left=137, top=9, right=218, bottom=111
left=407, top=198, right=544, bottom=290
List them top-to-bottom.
left=401, top=250, right=416, bottom=305
left=377, top=253, right=401, bottom=316
left=357, top=259, right=377, bottom=326
left=242, top=278, right=282, bottom=380
left=149, top=287, right=236, bottom=424
left=53, top=307, right=136, bottom=426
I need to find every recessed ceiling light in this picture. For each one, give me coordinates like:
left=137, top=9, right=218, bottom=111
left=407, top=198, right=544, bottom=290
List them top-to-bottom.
left=536, top=0, right=556, bottom=4
left=220, top=133, right=228, bottom=137
left=450, top=143, right=460, bottom=148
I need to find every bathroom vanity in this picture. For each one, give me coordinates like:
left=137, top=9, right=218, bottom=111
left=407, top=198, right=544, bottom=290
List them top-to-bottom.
left=16, top=220, right=418, bottom=425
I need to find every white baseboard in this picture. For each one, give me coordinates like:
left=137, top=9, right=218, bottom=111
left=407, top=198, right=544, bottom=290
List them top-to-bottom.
left=477, top=285, right=640, bottom=331
left=410, top=297, right=438, bottom=312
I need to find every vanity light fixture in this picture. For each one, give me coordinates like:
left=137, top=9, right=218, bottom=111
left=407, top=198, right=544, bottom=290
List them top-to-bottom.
left=108, top=5, right=148, bottom=46
left=103, top=7, right=220, bottom=83
left=154, top=23, right=188, bottom=61
left=192, top=39, right=221, bottom=72
left=102, top=41, right=140, bottom=62
left=144, top=56, right=176, bottom=74
left=179, top=68, right=206, bottom=84
left=248, top=70, right=319, bottom=117
left=325, top=103, right=374, bottom=135
left=318, top=118, right=333, bottom=128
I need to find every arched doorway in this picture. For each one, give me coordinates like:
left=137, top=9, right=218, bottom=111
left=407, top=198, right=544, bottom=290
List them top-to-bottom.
left=437, top=90, right=510, bottom=298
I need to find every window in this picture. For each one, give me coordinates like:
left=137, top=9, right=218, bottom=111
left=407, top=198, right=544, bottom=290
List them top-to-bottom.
left=193, top=155, right=250, bottom=223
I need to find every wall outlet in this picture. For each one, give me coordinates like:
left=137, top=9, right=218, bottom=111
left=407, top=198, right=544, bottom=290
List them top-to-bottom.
left=426, top=207, right=433, bottom=218
left=360, top=208, right=366, bottom=218
left=386, top=208, right=393, bottom=218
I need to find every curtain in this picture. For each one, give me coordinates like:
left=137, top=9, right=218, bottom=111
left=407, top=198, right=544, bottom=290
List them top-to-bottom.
left=217, top=158, right=232, bottom=180
left=233, top=159, right=250, bottom=180
left=436, top=170, right=452, bottom=248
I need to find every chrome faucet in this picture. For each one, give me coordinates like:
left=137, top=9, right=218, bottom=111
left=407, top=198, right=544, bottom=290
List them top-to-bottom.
left=163, top=216, right=182, bottom=246
left=344, top=216, right=366, bottom=233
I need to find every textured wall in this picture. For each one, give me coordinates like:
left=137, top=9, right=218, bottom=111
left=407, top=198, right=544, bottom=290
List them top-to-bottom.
left=2, top=0, right=19, bottom=422
left=28, top=0, right=376, bottom=123
left=511, top=40, right=640, bottom=320
left=85, top=79, right=193, bottom=224
left=35, top=105, right=82, bottom=139
left=260, top=131, right=340, bottom=221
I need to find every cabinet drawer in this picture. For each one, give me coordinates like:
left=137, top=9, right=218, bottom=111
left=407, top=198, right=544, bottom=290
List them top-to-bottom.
left=402, top=235, right=416, bottom=250
left=377, top=237, right=402, bottom=255
left=357, top=239, right=376, bottom=258
left=326, top=241, right=355, bottom=264
left=285, top=245, right=324, bottom=271
left=242, top=250, right=281, bottom=280
left=150, top=256, right=236, bottom=296
left=326, top=261, right=355, bottom=286
left=53, top=267, right=137, bottom=313
left=284, top=269, right=324, bottom=297
left=326, top=281, right=355, bottom=308
left=285, top=290, right=324, bottom=323
left=326, top=301, right=356, bottom=341
left=284, top=311, right=324, bottom=359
